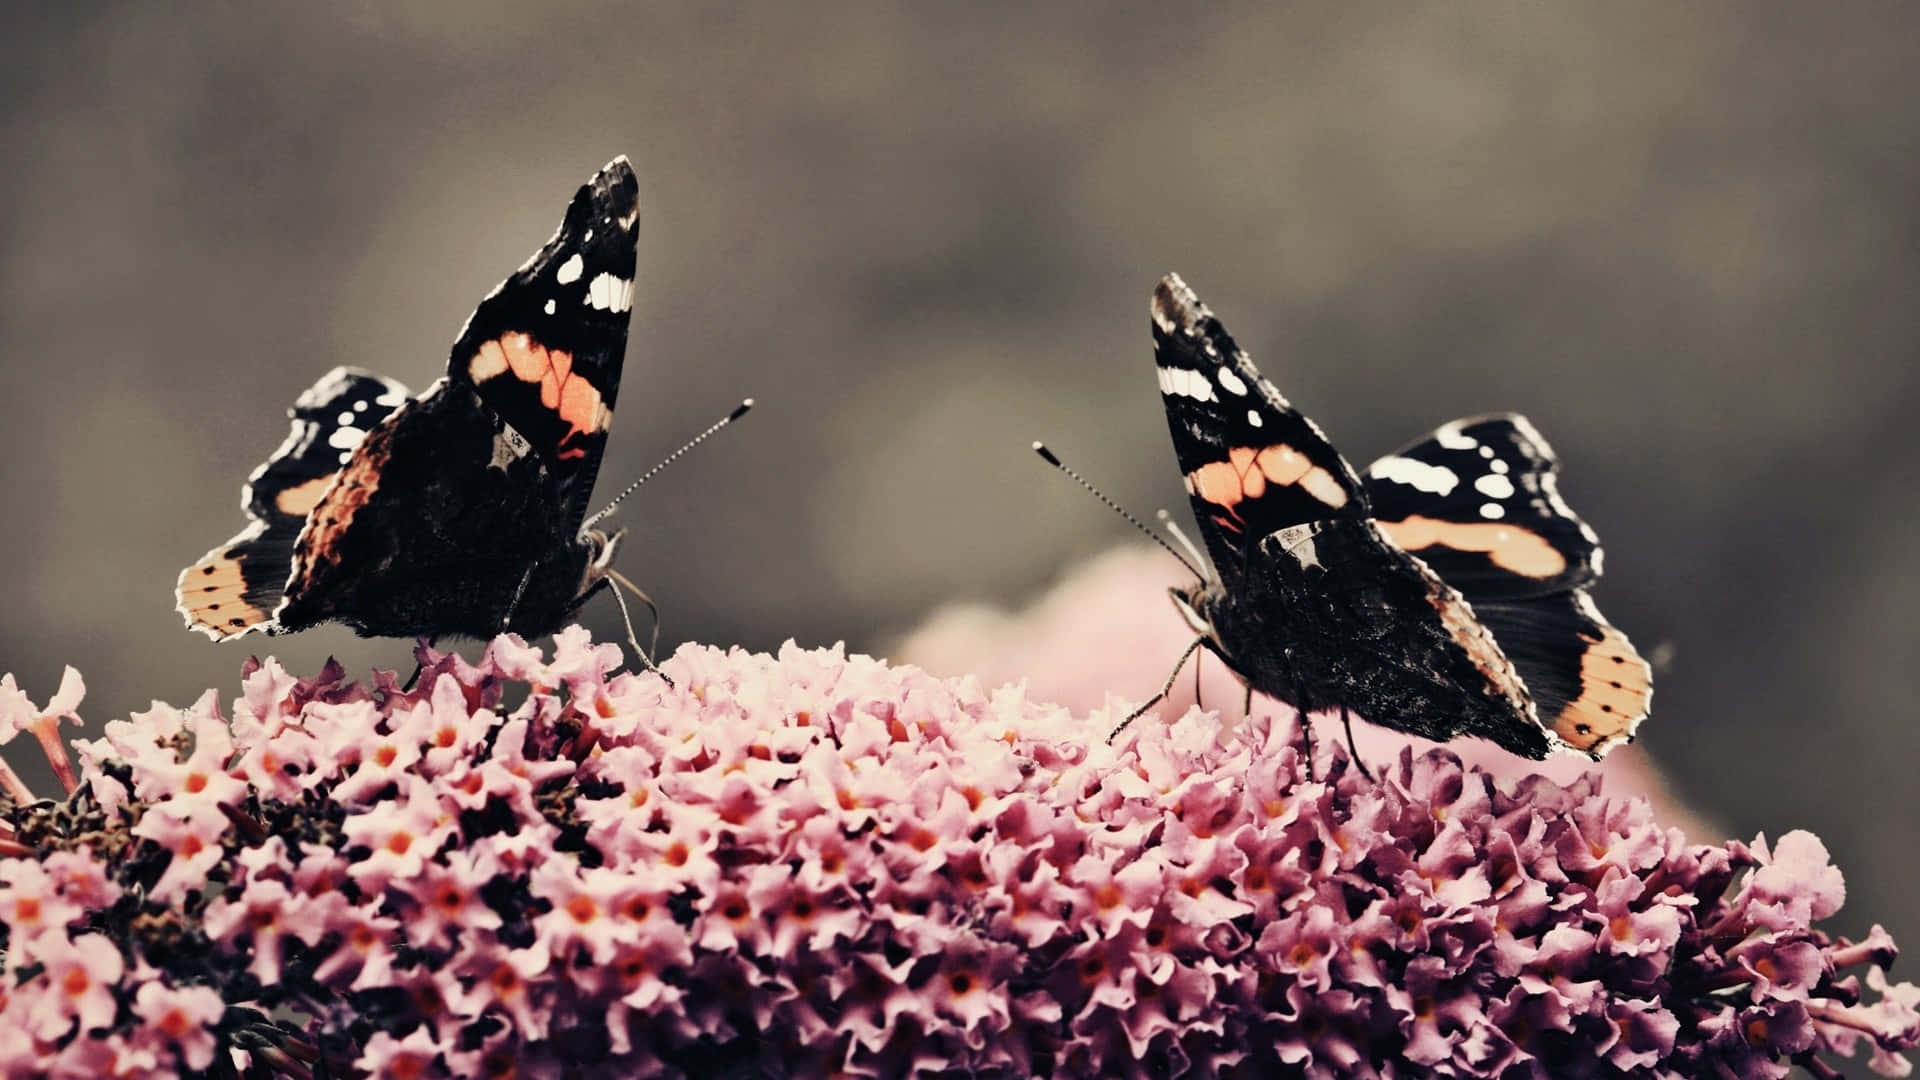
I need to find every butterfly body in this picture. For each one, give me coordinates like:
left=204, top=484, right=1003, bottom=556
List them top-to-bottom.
left=178, top=158, right=640, bottom=645
left=1151, top=274, right=1649, bottom=760
left=267, top=378, right=618, bottom=640
left=1172, top=513, right=1552, bottom=759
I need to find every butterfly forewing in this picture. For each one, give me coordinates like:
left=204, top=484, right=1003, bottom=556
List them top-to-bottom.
left=447, top=156, right=640, bottom=530
left=1153, top=274, right=1366, bottom=588
left=1365, top=414, right=1601, bottom=600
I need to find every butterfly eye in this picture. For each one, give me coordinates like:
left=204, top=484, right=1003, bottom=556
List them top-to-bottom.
left=1167, top=587, right=1213, bottom=637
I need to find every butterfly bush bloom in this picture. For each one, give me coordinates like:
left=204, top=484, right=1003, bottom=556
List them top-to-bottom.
left=0, top=629, right=1915, bottom=1078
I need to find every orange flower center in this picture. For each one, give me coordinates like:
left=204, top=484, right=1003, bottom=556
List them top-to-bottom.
left=567, top=895, right=599, bottom=924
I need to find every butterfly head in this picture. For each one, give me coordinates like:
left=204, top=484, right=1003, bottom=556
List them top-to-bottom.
left=571, top=526, right=626, bottom=607
left=1168, top=582, right=1234, bottom=666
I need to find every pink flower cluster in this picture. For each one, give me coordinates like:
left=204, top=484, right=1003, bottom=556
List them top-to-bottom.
left=0, top=628, right=1916, bottom=1078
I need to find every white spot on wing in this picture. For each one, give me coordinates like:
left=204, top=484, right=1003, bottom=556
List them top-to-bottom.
left=556, top=253, right=585, bottom=285
left=586, top=272, right=633, bottom=313
left=544, top=299, right=556, bottom=315
left=1158, top=365, right=1217, bottom=403
left=1216, top=368, right=1248, bottom=396
left=353, top=399, right=368, bottom=412
left=1247, top=410, right=1263, bottom=428
left=336, top=411, right=355, bottom=427
left=1505, top=415, right=1559, bottom=465
left=1435, top=421, right=1477, bottom=451
left=328, top=426, right=366, bottom=453
left=1371, top=456, right=1459, bottom=496
left=1490, top=459, right=1509, bottom=474
left=1475, top=474, right=1516, bottom=499
left=1480, top=502, right=1505, bottom=519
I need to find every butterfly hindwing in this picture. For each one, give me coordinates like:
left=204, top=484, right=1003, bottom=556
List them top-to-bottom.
left=448, top=156, right=640, bottom=529
left=1153, top=274, right=1366, bottom=588
left=175, top=367, right=409, bottom=639
left=1364, top=415, right=1601, bottom=600
left=1471, top=590, right=1651, bottom=757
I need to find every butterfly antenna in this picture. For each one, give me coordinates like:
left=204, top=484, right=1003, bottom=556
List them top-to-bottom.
left=582, top=399, right=754, bottom=530
left=1032, top=442, right=1204, bottom=581
left=1156, top=509, right=1214, bottom=583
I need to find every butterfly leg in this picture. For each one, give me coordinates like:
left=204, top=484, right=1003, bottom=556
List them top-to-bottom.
left=604, top=570, right=674, bottom=687
left=1109, top=636, right=1206, bottom=742
left=1277, top=644, right=1317, bottom=782
left=1194, top=647, right=1205, bottom=710
left=1242, top=682, right=1253, bottom=717
left=1339, top=705, right=1374, bottom=782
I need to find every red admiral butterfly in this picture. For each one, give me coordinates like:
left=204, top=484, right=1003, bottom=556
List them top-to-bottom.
left=177, top=157, right=658, bottom=649
left=1124, top=273, right=1651, bottom=762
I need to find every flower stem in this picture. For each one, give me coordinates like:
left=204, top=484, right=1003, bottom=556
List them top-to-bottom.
left=26, top=716, right=77, bottom=795
left=0, top=757, right=35, bottom=805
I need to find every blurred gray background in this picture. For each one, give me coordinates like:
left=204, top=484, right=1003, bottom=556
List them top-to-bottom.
left=4, top=5, right=1918, bottom=944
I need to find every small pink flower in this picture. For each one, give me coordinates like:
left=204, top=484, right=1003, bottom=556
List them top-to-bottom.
left=232, top=655, right=301, bottom=731
left=0, top=666, right=85, bottom=794
left=412, top=674, right=494, bottom=777
left=132, top=691, right=248, bottom=812
left=329, top=695, right=431, bottom=804
left=303, top=697, right=388, bottom=790
left=341, top=773, right=454, bottom=890
left=128, top=799, right=230, bottom=905
left=1748, top=829, right=1848, bottom=924
left=39, top=848, right=119, bottom=912
left=394, top=849, right=502, bottom=951
left=0, top=859, right=84, bottom=942
left=530, top=861, right=638, bottom=966
left=202, top=878, right=298, bottom=984
left=316, top=902, right=401, bottom=989
left=16, top=930, right=123, bottom=1041
left=453, top=939, right=552, bottom=1041
left=132, top=979, right=224, bottom=1071
left=354, top=1026, right=443, bottom=1080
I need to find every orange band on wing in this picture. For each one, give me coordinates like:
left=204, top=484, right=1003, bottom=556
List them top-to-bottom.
left=469, top=332, right=610, bottom=445
left=293, top=440, right=387, bottom=583
left=1186, top=443, right=1349, bottom=516
left=273, top=474, right=337, bottom=519
left=1375, top=515, right=1567, bottom=580
left=176, top=550, right=275, bottom=638
left=1551, top=624, right=1651, bottom=755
